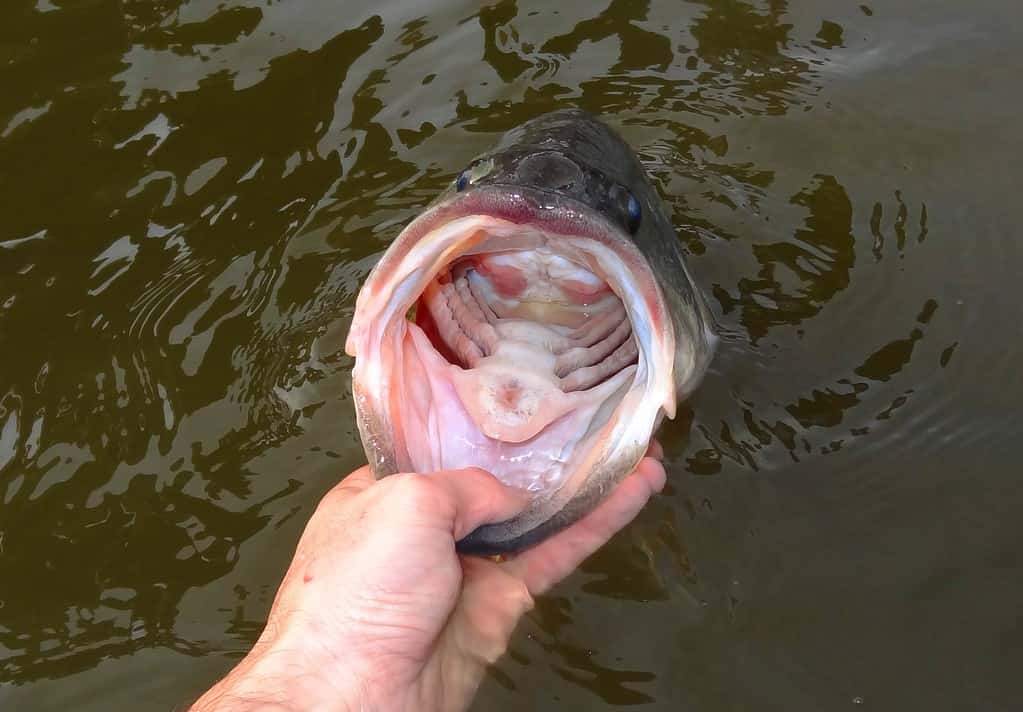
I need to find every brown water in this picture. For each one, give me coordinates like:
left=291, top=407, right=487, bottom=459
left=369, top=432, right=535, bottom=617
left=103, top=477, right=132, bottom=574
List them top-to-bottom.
left=2, top=1, right=1021, bottom=709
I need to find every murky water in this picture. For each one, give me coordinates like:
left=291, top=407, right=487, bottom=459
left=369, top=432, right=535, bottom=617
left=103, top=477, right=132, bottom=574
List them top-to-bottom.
left=2, top=0, right=1021, bottom=709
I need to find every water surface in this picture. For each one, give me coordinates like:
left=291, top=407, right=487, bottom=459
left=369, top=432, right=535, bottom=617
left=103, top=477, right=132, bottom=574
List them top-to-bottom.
left=1, top=1, right=1021, bottom=709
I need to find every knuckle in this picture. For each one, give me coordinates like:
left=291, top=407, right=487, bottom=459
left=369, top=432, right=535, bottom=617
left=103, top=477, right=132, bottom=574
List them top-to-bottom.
left=316, top=469, right=374, bottom=512
left=384, top=472, right=445, bottom=511
left=315, top=484, right=355, bottom=516
left=510, top=577, right=535, bottom=613
left=475, top=580, right=533, bottom=665
left=479, top=641, right=507, bottom=666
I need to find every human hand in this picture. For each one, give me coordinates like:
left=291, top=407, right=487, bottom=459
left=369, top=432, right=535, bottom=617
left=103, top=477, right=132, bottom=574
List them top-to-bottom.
left=191, top=443, right=666, bottom=712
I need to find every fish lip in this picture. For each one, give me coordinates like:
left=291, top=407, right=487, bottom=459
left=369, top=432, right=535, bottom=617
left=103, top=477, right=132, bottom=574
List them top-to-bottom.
left=456, top=183, right=597, bottom=222
left=393, top=184, right=629, bottom=251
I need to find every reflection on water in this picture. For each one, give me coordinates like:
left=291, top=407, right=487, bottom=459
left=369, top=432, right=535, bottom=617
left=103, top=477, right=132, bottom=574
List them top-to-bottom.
left=2, top=0, right=1021, bottom=709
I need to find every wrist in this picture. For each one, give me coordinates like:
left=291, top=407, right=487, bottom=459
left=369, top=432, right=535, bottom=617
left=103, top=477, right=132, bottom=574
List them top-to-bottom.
left=192, top=625, right=366, bottom=712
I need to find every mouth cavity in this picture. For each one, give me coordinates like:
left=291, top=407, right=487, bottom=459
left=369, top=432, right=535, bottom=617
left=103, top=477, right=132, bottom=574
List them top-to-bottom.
left=348, top=211, right=674, bottom=500
left=410, top=245, right=637, bottom=489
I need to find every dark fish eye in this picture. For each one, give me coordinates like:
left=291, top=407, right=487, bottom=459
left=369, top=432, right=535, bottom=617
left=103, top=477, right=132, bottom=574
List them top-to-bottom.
left=455, top=157, right=495, bottom=193
left=626, top=193, right=642, bottom=233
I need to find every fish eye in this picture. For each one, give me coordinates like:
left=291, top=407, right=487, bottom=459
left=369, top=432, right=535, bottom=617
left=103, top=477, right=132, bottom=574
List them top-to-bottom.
left=455, top=157, right=495, bottom=193
left=626, top=193, right=642, bottom=233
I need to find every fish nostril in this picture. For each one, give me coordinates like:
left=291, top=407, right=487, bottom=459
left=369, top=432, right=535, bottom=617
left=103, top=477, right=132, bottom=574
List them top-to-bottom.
left=516, top=151, right=583, bottom=192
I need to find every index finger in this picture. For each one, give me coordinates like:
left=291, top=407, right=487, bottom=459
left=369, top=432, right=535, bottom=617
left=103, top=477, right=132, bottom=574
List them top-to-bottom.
left=504, top=456, right=666, bottom=594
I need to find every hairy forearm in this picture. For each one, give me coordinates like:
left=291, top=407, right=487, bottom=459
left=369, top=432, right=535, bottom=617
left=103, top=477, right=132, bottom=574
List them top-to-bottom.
left=190, top=632, right=489, bottom=712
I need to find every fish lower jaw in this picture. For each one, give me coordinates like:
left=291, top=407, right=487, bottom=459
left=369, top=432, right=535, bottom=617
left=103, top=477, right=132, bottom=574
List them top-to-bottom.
left=402, top=321, right=633, bottom=493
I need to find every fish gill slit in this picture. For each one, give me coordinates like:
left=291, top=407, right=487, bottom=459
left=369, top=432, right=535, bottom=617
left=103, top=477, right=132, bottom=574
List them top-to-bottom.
left=419, top=254, right=639, bottom=394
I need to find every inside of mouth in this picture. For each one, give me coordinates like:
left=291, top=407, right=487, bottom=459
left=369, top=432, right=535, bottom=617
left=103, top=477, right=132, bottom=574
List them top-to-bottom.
left=394, top=240, right=642, bottom=493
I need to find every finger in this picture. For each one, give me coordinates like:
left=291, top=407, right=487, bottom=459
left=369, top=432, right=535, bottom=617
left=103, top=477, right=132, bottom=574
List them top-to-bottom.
left=645, top=438, right=664, bottom=461
left=506, top=457, right=666, bottom=594
left=427, top=468, right=531, bottom=540
left=457, top=557, right=535, bottom=662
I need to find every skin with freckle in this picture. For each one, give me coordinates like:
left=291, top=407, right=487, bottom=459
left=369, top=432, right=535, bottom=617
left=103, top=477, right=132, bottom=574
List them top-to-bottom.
left=346, top=109, right=717, bottom=555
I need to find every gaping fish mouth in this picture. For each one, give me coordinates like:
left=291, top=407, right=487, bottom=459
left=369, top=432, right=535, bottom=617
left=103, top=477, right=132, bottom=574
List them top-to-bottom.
left=346, top=187, right=676, bottom=537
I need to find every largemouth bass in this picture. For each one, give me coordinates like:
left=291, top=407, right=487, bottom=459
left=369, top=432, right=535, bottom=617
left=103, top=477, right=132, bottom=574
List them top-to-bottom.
left=346, top=109, right=716, bottom=555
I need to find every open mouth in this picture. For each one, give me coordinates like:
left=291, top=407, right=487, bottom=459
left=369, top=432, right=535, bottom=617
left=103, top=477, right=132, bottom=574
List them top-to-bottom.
left=347, top=197, right=676, bottom=511
left=407, top=236, right=639, bottom=492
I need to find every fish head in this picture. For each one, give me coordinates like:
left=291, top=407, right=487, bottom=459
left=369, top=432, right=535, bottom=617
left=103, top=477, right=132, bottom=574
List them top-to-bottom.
left=346, top=109, right=714, bottom=554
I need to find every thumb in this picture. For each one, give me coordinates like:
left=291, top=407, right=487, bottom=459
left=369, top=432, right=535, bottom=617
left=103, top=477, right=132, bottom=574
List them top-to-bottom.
left=428, top=468, right=530, bottom=540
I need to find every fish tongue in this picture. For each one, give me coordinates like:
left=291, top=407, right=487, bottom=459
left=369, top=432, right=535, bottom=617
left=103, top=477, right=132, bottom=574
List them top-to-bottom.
left=450, top=341, right=575, bottom=443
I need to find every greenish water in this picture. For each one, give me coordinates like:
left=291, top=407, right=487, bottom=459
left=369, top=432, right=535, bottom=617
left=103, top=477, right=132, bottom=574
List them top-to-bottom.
left=1, top=1, right=1021, bottom=709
